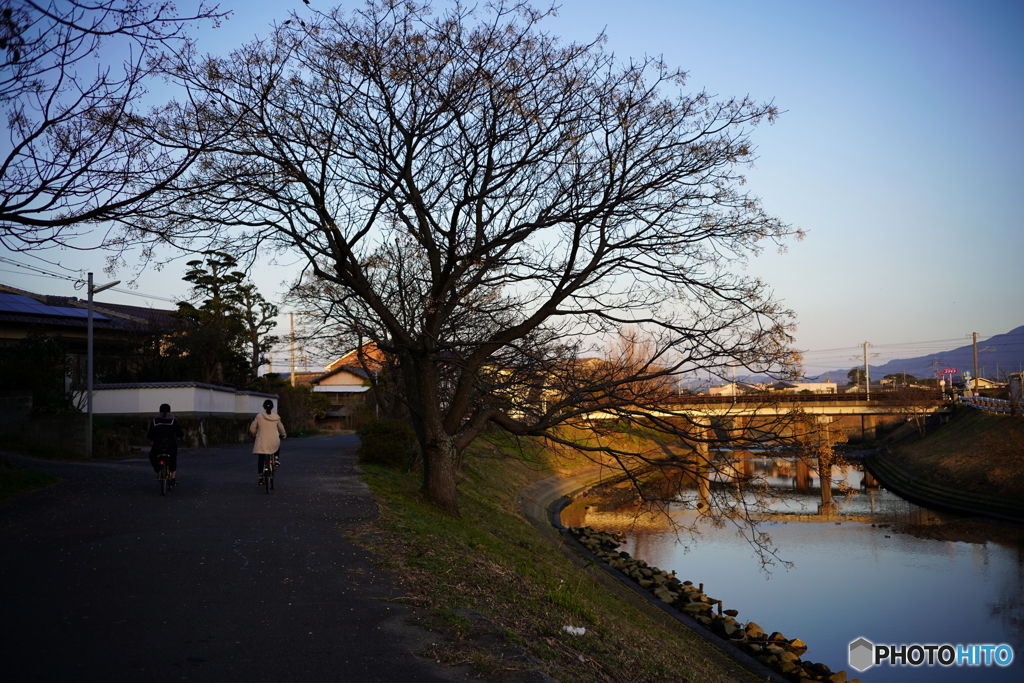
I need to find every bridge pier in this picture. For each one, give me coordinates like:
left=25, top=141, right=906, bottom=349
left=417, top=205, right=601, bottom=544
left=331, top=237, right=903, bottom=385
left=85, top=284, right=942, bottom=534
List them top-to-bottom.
left=861, top=414, right=877, bottom=442
left=734, top=415, right=752, bottom=442
left=814, top=416, right=834, bottom=508
left=692, top=419, right=712, bottom=511
left=737, top=448, right=753, bottom=479
left=795, top=459, right=811, bottom=492
left=819, top=464, right=833, bottom=507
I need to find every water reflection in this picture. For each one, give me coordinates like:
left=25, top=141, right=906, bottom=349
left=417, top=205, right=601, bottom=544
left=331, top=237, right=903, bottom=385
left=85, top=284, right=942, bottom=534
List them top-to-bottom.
left=564, top=459, right=1024, bottom=683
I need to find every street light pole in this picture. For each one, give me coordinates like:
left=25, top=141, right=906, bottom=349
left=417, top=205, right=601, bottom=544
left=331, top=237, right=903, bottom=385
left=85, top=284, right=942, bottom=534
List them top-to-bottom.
left=86, top=273, right=120, bottom=459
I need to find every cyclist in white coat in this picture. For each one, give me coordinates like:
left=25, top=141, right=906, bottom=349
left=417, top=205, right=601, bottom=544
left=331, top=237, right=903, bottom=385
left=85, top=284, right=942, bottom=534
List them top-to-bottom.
left=250, top=399, right=286, bottom=486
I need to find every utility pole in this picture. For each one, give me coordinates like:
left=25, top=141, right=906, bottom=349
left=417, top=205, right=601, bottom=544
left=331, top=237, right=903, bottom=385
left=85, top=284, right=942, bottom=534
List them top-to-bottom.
left=86, top=273, right=120, bottom=459
left=289, top=312, right=297, bottom=387
left=973, top=332, right=979, bottom=396
left=863, top=341, right=871, bottom=401
left=731, top=364, right=737, bottom=405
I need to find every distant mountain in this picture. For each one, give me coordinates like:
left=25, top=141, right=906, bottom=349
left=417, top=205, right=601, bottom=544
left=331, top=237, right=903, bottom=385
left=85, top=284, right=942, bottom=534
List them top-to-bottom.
left=812, top=326, right=1024, bottom=383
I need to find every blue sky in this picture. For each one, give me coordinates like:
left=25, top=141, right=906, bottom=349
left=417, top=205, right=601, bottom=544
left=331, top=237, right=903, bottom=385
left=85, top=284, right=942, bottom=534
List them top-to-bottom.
left=2, top=0, right=1021, bottom=374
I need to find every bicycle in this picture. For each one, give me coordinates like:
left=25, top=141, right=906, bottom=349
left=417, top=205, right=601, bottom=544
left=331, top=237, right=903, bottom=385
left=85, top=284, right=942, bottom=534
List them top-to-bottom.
left=262, top=453, right=275, bottom=494
left=156, top=455, right=172, bottom=496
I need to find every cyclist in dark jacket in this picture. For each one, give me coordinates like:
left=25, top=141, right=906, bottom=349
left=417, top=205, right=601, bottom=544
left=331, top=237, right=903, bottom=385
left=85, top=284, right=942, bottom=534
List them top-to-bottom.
left=148, top=403, right=184, bottom=486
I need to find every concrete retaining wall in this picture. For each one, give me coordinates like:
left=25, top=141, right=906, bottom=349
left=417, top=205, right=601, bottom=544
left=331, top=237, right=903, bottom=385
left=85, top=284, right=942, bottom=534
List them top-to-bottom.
left=20, top=412, right=90, bottom=458
left=93, top=415, right=256, bottom=458
left=866, top=448, right=1024, bottom=522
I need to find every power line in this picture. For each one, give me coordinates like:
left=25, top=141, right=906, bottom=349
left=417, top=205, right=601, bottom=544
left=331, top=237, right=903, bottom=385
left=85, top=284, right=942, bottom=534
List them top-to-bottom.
left=0, top=257, right=177, bottom=303
left=798, top=333, right=1022, bottom=359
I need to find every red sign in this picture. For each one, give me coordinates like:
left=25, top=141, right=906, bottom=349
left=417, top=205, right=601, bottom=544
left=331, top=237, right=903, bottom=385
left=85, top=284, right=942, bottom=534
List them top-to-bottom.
left=941, top=368, right=958, bottom=375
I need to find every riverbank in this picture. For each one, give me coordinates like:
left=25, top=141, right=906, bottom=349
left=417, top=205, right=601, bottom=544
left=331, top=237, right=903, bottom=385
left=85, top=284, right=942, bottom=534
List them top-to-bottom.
left=867, top=406, right=1024, bottom=523
left=354, top=437, right=765, bottom=683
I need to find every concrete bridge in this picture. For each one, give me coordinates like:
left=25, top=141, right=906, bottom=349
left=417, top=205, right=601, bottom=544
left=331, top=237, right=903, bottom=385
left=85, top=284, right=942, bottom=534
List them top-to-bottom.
left=576, top=392, right=950, bottom=515
left=588, top=392, right=951, bottom=443
left=663, top=392, right=949, bottom=415
left=652, top=393, right=948, bottom=510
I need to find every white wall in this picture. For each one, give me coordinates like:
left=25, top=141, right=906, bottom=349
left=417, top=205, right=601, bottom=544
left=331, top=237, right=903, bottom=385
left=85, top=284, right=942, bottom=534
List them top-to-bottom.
left=85, top=383, right=277, bottom=417
left=237, top=391, right=276, bottom=415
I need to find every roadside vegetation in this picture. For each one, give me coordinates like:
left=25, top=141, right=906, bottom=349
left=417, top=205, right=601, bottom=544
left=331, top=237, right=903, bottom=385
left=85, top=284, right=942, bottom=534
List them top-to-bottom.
left=890, top=407, right=1024, bottom=498
left=354, top=433, right=760, bottom=683
left=0, top=439, right=85, bottom=461
left=0, top=456, right=59, bottom=502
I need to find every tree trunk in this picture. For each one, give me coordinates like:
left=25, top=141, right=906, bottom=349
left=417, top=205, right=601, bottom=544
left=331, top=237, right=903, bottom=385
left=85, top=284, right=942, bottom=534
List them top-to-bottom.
left=398, top=348, right=461, bottom=517
left=424, top=432, right=460, bottom=517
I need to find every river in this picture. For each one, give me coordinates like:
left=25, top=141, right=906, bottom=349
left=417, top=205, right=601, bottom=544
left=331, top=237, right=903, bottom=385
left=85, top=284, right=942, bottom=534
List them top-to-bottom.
left=563, top=457, right=1024, bottom=683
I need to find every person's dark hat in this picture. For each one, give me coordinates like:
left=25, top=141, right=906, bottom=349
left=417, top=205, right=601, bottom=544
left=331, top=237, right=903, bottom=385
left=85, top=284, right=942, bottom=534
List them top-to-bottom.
left=159, top=403, right=171, bottom=413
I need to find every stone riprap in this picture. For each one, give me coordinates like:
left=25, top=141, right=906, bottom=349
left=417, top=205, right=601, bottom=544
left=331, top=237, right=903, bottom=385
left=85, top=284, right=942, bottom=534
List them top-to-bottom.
left=568, top=526, right=859, bottom=683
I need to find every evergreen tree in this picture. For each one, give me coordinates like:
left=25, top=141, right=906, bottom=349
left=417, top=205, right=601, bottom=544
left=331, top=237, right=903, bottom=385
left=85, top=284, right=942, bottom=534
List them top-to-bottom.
left=170, top=251, right=278, bottom=386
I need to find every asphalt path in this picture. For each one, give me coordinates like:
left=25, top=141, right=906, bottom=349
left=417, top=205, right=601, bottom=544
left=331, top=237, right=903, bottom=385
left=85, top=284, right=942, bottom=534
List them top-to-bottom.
left=0, top=435, right=462, bottom=683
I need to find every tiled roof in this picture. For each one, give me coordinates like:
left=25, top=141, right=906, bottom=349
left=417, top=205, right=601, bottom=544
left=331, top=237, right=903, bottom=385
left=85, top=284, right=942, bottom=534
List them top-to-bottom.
left=310, top=364, right=374, bottom=384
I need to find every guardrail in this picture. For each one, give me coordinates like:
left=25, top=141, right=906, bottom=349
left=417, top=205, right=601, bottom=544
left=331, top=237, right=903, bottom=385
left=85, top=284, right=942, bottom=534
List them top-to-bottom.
left=958, top=396, right=1016, bottom=414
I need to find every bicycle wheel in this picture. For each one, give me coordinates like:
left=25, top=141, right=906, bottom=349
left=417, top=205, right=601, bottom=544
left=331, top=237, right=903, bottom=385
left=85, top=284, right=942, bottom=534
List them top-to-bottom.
left=269, top=461, right=275, bottom=491
left=160, top=462, right=169, bottom=496
left=264, top=464, right=272, bottom=494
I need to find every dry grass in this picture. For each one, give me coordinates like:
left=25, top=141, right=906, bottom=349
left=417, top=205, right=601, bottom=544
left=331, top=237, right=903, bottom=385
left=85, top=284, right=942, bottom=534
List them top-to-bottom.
left=892, top=407, right=1024, bottom=496
left=352, top=435, right=760, bottom=683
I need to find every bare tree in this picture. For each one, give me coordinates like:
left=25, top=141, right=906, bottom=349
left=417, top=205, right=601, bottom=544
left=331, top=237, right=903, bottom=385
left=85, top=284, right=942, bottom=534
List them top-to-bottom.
left=0, top=0, right=226, bottom=251
left=124, top=0, right=803, bottom=516
left=880, top=386, right=945, bottom=437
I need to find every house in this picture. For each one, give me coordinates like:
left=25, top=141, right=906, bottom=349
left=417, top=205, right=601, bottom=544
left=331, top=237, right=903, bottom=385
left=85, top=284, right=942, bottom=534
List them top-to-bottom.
left=0, top=284, right=181, bottom=393
left=0, top=284, right=179, bottom=347
left=324, top=343, right=387, bottom=373
left=309, top=362, right=375, bottom=418
left=768, top=381, right=838, bottom=394
left=709, top=382, right=762, bottom=396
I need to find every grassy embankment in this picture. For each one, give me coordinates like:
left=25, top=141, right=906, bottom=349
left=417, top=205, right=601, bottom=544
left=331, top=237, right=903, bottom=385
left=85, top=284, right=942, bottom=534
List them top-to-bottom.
left=872, top=405, right=1024, bottom=524
left=888, top=406, right=1024, bottom=499
left=355, top=428, right=761, bottom=683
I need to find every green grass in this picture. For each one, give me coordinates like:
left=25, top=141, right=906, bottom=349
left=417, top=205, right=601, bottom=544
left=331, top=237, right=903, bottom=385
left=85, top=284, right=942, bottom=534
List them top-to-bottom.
left=355, top=436, right=762, bottom=683
left=0, top=456, right=59, bottom=501
left=545, top=579, right=599, bottom=624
